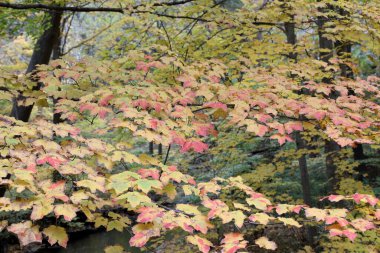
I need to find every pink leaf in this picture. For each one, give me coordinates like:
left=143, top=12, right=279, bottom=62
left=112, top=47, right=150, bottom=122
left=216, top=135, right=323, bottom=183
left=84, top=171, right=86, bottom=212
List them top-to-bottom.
left=204, top=102, right=228, bottom=112
left=138, top=168, right=160, bottom=180
left=342, top=229, right=357, bottom=242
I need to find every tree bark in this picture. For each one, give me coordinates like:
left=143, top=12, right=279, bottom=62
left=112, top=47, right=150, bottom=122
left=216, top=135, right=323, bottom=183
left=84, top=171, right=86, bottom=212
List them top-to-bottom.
left=10, top=10, right=63, bottom=122
left=317, top=10, right=340, bottom=194
left=1, top=11, right=63, bottom=251
left=283, top=11, right=315, bottom=244
left=52, top=16, right=65, bottom=124
left=284, top=20, right=313, bottom=206
left=335, top=40, right=366, bottom=161
left=149, top=142, right=154, bottom=155
left=158, top=143, right=163, bottom=156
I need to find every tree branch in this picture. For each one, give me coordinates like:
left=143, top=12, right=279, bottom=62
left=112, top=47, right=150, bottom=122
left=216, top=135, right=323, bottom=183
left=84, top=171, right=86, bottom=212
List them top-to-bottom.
left=0, top=1, right=195, bottom=13
left=0, top=3, right=124, bottom=12
left=63, top=23, right=112, bottom=55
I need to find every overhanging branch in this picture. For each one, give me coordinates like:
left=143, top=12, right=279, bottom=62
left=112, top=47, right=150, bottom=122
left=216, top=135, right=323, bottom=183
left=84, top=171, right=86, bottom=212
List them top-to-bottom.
left=0, top=0, right=195, bottom=13
left=0, top=1, right=281, bottom=25
left=0, top=3, right=124, bottom=12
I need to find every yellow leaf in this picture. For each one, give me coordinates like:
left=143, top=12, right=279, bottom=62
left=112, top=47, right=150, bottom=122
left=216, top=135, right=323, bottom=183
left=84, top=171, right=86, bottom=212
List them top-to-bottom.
left=162, top=183, right=177, bottom=200
left=54, top=204, right=78, bottom=221
left=176, top=204, right=201, bottom=216
left=278, top=217, right=302, bottom=228
left=43, top=225, right=68, bottom=248
left=255, top=236, right=277, bottom=250
left=104, top=245, right=125, bottom=253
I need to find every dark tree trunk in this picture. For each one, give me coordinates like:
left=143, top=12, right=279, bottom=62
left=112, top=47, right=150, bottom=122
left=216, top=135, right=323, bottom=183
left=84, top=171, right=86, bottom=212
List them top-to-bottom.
left=10, top=10, right=63, bottom=122
left=317, top=10, right=340, bottom=194
left=1, top=11, right=63, bottom=250
left=283, top=12, right=316, bottom=245
left=52, top=19, right=65, bottom=124
left=284, top=20, right=313, bottom=206
left=336, top=40, right=366, bottom=161
left=295, top=133, right=313, bottom=206
left=149, top=142, right=154, bottom=155
left=158, top=143, right=163, bottom=156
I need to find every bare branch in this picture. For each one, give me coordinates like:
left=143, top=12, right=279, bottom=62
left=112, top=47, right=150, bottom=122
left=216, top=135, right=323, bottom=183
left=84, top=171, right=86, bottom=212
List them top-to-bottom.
left=63, top=23, right=112, bottom=55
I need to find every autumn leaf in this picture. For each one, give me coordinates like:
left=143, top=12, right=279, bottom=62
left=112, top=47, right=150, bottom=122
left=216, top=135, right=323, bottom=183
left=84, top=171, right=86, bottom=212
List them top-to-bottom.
left=116, top=192, right=152, bottom=208
left=54, top=204, right=78, bottom=221
left=136, top=206, right=164, bottom=223
left=219, top=211, right=246, bottom=228
left=249, top=213, right=271, bottom=225
left=278, top=217, right=302, bottom=228
left=7, top=221, right=42, bottom=246
left=43, top=225, right=69, bottom=248
left=221, top=233, right=248, bottom=253
left=187, top=235, right=213, bottom=253
left=255, top=236, right=277, bottom=250
left=104, top=245, right=125, bottom=253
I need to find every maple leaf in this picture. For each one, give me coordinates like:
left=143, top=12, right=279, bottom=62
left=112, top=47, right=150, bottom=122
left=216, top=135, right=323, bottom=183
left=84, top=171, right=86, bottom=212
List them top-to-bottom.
left=204, top=102, right=228, bottom=112
left=245, top=119, right=268, bottom=137
left=284, top=121, right=303, bottom=134
left=195, top=124, right=217, bottom=137
left=270, top=134, right=293, bottom=145
left=37, top=154, right=66, bottom=169
left=77, top=179, right=106, bottom=193
left=136, top=179, right=163, bottom=194
left=40, top=180, right=69, bottom=202
left=162, top=183, right=177, bottom=200
left=70, top=190, right=89, bottom=204
left=116, top=192, right=152, bottom=208
left=352, top=193, right=379, bottom=206
left=322, top=194, right=345, bottom=202
left=246, top=197, right=270, bottom=211
left=202, top=199, right=229, bottom=219
left=30, top=200, right=54, bottom=221
left=233, top=203, right=250, bottom=211
left=54, top=204, right=78, bottom=221
left=176, top=204, right=202, bottom=216
left=136, top=206, right=164, bottom=223
left=304, top=208, right=327, bottom=221
left=328, top=208, right=348, bottom=218
left=375, top=209, right=380, bottom=220
left=219, top=211, right=246, bottom=228
left=249, top=213, right=271, bottom=225
left=191, top=214, right=213, bottom=234
left=94, top=217, right=108, bottom=228
left=278, top=217, right=302, bottom=228
left=350, top=219, right=376, bottom=232
left=107, top=220, right=126, bottom=232
left=7, top=221, right=42, bottom=246
left=130, top=223, right=160, bottom=247
left=43, top=225, right=68, bottom=248
left=342, top=229, right=357, bottom=241
left=129, top=232, right=149, bottom=247
left=221, top=233, right=248, bottom=253
left=187, top=235, right=213, bottom=253
left=255, top=236, right=277, bottom=250
left=104, top=245, right=125, bottom=253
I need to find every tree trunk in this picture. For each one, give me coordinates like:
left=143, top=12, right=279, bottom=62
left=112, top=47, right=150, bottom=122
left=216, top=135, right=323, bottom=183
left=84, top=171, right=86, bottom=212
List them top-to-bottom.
left=10, top=10, right=63, bottom=122
left=317, top=10, right=340, bottom=194
left=0, top=11, right=63, bottom=250
left=283, top=13, right=316, bottom=245
left=52, top=17, right=65, bottom=124
left=284, top=20, right=313, bottom=206
left=336, top=40, right=366, bottom=161
left=149, top=142, right=154, bottom=155
left=158, top=143, right=163, bottom=156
